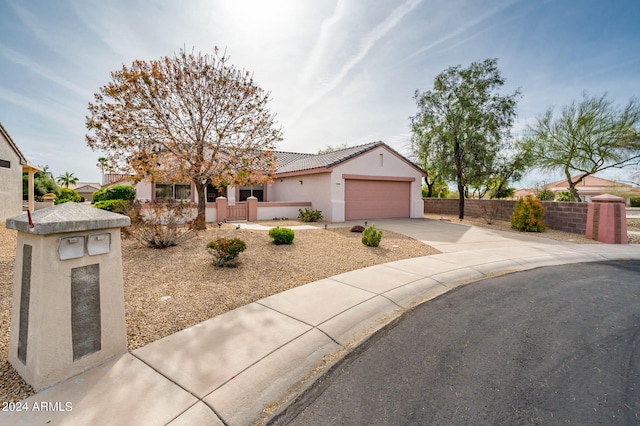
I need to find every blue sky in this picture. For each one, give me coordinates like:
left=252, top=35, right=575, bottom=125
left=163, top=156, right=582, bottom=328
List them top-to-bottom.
left=1, top=0, right=639, bottom=186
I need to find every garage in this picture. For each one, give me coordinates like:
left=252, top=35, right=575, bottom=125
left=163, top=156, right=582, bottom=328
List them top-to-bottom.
left=344, top=179, right=411, bottom=220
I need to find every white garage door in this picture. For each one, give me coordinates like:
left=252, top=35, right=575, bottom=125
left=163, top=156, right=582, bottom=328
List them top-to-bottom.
left=345, top=179, right=411, bottom=220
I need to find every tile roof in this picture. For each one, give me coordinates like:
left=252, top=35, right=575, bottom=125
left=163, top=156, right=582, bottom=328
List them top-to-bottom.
left=274, top=142, right=386, bottom=174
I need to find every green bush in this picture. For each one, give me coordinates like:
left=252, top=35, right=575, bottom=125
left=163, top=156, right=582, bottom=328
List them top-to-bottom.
left=92, top=185, right=136, bottom=203
left=54, top=188, right=82, bottom=204
left=535, top=189, right=555, bottom=201
left=555, top=191, right=572, bottom=202
left=511, top=195, right=546, bottom=232
left=630, top=198, right=640, bottom=207
left=94, top=199, right=131, bottom=214
left=298, top=208, right=323, bottom=222
left=361, top=225, right=382, bottom=247
left=269, top=227, right=295, bottom=245
left=207, top=238, right=247, bottom=267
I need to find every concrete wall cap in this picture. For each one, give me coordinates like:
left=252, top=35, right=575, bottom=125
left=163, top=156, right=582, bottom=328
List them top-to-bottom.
left=592, top=194, right=625, bottom=203
left=6, top=202, right=131, bottom=234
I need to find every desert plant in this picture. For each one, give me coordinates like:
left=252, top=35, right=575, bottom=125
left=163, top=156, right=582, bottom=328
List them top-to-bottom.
left=92, top=185, right=136, bottom=203
left=54, top=188, right=82, bottom=204
left=535, top=189, right=555, bottom=201
left=555, top=191, right=572, bottom=202
left=511, top=195, right=546, bottom=232
left=631, top=198, right=640, bottom=207
left=94, top=199, right=131, bottom=214
left=127, top=200, right=197, bottom=248
left=481, top=204, right=500, bottom=224
left=298, top=208, right=323, bottom=222
left=350, top=225, right=365, bottom=233
left=361, top=225, right=382, bottom=247
left=269, top=227, right=295, bottom=245
left=207, top=238, right=247, bottom=267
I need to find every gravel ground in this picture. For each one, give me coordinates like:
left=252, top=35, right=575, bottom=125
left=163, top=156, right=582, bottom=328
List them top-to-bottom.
left=1, top=216, right=638, bottom=404
left=0, top=221, right=437, bottom=404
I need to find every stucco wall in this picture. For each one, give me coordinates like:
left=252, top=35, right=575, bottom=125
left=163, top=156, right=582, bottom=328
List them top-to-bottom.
left=0, top=135, right=23, bottom=221
left=268, top=173, right=333, bottom=218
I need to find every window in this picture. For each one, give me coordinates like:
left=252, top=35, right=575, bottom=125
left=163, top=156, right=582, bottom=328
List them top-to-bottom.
left=155, top=183, right=191, bottom=201
left=239, top=183, right=264, bottom=202
left=206, top=184, right=227, bottom=202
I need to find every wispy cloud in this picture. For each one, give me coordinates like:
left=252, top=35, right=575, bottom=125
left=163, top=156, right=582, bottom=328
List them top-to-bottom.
left=287, top=0, right=423, bottom=129
left=298, top=0, right=347, bottom=87
left=401, top=0, right=519, bottom=64
left=0, top=43, right=91, bottom=98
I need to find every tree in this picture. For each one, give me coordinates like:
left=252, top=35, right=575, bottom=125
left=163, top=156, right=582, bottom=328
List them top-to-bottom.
left=86, top=47, right=283, bottom=229
left=410, top=58, right=521, bottom=218
left=527, top=93, right=640, bottom=201
left=317, top=143, right=349, bottom=154
left=23, top=165, right=59, bottom=199
left=56, top=171, right=79, bottom=188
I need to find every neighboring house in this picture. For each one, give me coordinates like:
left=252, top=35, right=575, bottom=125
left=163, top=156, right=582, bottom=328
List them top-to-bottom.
left=0, top=122, right=40, bottom=221
left=131, top=141, right=426, bottom=222
left=545, top=175, right=639, bottom=202
left=69, top=182, right=101, bottom=201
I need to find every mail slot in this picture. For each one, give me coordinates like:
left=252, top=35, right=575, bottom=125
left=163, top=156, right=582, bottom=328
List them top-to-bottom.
left=87, top=233, right=111, bottom=255
left=58, top=236, right=85, bottom=260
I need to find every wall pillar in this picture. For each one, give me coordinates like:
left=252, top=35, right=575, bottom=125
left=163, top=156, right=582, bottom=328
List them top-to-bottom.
left=585, top=194, right=628, bottom=244
left=215, top=196, right=227, bottom=222
left=246, top=196, right=258, bottom=222
left=5, top=203, right=130, bottom=390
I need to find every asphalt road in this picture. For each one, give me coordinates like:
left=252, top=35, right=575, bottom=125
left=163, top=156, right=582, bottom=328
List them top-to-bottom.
left=272, top=260, right=640, bottom=426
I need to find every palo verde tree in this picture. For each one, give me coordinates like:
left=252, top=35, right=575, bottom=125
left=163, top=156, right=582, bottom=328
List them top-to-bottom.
left=86, top=47, right=283, bottom=229
left=410, top=58, right=521, bottom=218
left=527, top=93, right=640, bottom=201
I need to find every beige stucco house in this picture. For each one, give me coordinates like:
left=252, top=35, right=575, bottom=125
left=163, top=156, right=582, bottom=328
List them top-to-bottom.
left=0, top=122, right=40, bottom=221
left=131, top=142, right=427, bottom=222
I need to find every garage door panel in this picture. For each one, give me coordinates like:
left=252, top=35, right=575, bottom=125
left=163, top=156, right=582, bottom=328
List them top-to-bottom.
left=345, top=180, right=410, bottom=220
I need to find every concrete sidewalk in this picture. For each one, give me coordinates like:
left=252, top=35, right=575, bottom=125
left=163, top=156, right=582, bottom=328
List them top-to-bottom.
left=4, top=219, right=640, bottom=425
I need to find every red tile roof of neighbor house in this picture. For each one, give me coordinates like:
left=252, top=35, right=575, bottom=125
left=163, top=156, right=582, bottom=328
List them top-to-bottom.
left=274, top=141, right=426, bottom=175
left=547, top=175, right=636, bottom=189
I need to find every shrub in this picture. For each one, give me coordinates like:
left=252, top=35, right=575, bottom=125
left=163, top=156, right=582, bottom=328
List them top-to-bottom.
left=92, top=185, right=136, bottom=203
left=54, top=188, right=82, bottom=204
left=535, top=189, right=555, bottom=201
left=555, top=191, right=572, bottom=202
left=511, top=195, right=546, bottom=232
left=631, top=198, right=640, bottom=208
left=94, top=199, right=131, bottom=214
left=127, top=200, right=197, bottom=248
left=298, top=208, right=323, bottom=222
left=350, top=225, right=365, bottom=233
left=362, top=225, right=382, bottom=247
left=269, top=227, right=295, bottom=245
left=207, top=238, right=247, bottom=267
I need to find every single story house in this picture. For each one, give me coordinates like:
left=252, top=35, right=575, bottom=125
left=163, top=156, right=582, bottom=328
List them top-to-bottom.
left=0, top=122, right=40, bottom=221
left=131, top=141, right=427, bottom=222
left=546, top=175, right=639, bottom=202
left=69, top=182, right=101, bottom=201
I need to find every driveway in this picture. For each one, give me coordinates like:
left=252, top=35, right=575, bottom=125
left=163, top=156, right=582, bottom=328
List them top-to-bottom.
left=275, top=260, right=640, bottom=425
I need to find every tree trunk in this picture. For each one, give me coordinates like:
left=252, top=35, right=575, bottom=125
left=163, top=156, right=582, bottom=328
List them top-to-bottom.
left=454, top=140, right=465, bottom=219
left=425, top=180, right=434, bottom=198
left=194, top=181, right=207, bottom=230
left=568, top=182, right=581, bottom=202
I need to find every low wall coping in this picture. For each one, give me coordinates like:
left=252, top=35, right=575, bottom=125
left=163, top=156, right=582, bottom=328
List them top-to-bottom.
left=6, top=202, right=131, bottom=235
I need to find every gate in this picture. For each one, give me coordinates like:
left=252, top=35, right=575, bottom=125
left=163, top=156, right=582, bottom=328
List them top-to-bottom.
left=227, top=202, right=247, bottom=221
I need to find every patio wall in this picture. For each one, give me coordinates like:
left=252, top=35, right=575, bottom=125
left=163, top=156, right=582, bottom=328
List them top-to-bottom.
left=423, top=198, right=589, bottom=235
left=204, top=201, right=312, bottom=222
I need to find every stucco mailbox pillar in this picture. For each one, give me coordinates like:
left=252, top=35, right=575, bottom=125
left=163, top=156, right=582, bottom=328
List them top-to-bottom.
left=585, top=194, right=628, bottom=244
left=5, top=203, right=130, bottom=390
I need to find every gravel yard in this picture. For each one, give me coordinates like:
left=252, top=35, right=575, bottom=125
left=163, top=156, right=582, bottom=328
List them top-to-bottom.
left=1, top=216, right=638, bottom=404
left=0, top=221, right=437, bottom=404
